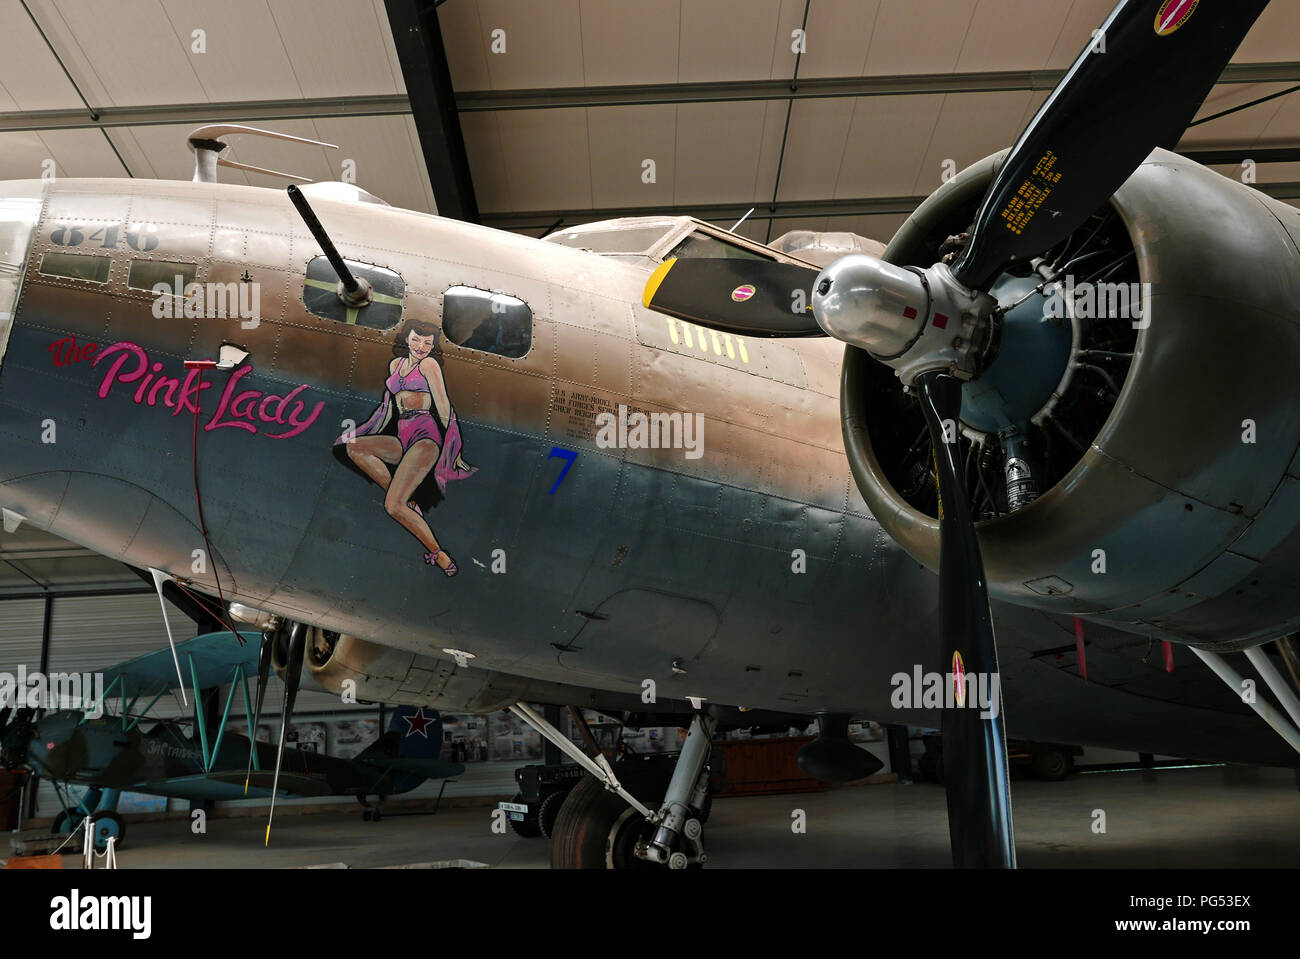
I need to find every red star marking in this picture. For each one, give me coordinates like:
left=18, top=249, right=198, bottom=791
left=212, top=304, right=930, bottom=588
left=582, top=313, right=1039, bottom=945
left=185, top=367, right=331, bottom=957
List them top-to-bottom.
left=403, top=707, right=433, bottom=738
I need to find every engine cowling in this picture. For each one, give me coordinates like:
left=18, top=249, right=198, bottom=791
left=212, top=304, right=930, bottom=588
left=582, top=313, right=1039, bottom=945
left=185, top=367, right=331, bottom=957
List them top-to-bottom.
left=844, top=148, right=1300, bottom=649
left=294, top=629, right=653, bottom=714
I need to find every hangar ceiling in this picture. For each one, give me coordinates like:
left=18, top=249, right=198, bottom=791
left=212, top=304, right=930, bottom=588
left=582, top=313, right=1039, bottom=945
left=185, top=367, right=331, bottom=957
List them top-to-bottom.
left=0, top=0, right=1298, bottom=593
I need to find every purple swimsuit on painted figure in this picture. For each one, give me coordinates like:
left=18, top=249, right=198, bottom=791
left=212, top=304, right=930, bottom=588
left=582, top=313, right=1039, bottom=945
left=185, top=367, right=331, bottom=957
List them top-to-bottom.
left=336, top=357, right=475, bottom=576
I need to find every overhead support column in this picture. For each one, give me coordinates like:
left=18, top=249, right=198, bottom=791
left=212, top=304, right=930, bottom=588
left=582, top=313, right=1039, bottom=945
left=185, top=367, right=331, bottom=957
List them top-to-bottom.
left=384, top=0, right=480, bottom=222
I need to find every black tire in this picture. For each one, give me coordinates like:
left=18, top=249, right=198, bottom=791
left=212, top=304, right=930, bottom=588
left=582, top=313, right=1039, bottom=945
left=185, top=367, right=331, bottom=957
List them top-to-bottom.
left=1032, top=746, right=1073, bottom=782
left=550, top=759, right=682, bottom=869
left=696, top=788, right=713, bottom=826
left=538, top=789, right=567, bottom=839
left=507, top=793, right=543, bottom=838
left=50, top=811, right=81, bottom=835
left=88, top=811, right=125, bottom=852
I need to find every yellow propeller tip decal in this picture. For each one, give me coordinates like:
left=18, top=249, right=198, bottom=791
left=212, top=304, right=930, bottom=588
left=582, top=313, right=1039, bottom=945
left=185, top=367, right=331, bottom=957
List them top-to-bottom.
left=642, top=257, right=677, bottom=309
left=265, top=826, right=271, bottom=846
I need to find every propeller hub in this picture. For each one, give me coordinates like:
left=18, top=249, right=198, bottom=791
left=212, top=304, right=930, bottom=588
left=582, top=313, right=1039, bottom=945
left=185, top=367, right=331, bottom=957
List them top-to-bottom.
left=812, top=256, right=997, bottom=385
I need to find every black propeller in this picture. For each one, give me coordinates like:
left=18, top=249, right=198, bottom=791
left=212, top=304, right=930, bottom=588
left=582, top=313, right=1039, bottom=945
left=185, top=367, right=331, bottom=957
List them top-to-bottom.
left=640, top=0, right=1271, bottom=869
left=952, top=0, right=1271, bottom=290
left=915, top=371, right=1014, bottom=867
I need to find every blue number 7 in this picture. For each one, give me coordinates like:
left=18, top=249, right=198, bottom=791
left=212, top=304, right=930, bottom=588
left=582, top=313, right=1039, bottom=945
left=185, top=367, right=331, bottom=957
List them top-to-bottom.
left=547, top=447, right=577, bottom=495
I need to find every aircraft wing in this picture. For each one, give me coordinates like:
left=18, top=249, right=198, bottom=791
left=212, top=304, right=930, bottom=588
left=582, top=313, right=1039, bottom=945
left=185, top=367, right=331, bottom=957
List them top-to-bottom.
left=96, top=630, right=264, bottom=700
left=354, top=755, right=465, bottom=780
left=139, top=770, right=335, bottom=801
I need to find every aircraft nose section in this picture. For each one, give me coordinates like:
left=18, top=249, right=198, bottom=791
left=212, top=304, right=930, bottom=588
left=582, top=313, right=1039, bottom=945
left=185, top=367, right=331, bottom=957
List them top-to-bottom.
left=0, top=180, right=45, bottom=373
left=26, top=712, right=87, bottom=779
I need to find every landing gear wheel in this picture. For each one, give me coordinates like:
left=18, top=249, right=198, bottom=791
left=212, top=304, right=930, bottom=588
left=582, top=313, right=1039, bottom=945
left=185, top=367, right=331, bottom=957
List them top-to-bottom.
left=1032, top=746, right=1073, bottom=782
left=550, top=760, right=681, bottom=870
left=538, top=789, right=566, bottom=839
left=507, top=793, right=542, bottom=838
left=88, top=811, right=125, bottom=852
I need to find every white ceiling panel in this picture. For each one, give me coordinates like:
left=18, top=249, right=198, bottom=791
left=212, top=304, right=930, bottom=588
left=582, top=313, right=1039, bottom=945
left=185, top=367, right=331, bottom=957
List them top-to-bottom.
left=44, top=0, right=208, bottom=107
left=160, top=0, right=304, bottom=102
left=266, top=0, right=403, bottom=99
left=475, top=0, right=585, bottom=89
left=579, top=0, right=682, bottom=87
left=679, top=0, right=783, bottom=84
left=792, top=0, right=880, bottom=80
left=864, top=0, right=979, bottom=76
left=0, top=1, right=85, bottom=111
left=954, top=1, right=1073, bottom=73
left=911, top=90, right=1038, bottom=194
left=833, top=94, right=946, bottom=198
left=767, top=97, right=856, bottom=203
left=673, top=101, right=769, bottom=206
left=586, top=104, right=676, bottom=209
left=494, top=106, right=592, bottom=211
left=460, top=111, right=513, bottom=212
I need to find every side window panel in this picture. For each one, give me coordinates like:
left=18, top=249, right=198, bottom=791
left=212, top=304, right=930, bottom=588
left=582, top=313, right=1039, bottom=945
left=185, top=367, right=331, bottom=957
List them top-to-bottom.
left=302, top=256, right=404, bottom=329
left=442, top=285, right=532, bottom=358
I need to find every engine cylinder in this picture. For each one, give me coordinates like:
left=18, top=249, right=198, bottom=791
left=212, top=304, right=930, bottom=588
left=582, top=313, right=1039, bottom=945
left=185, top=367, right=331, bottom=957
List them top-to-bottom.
left=843, top=149, right=1300, bottom=648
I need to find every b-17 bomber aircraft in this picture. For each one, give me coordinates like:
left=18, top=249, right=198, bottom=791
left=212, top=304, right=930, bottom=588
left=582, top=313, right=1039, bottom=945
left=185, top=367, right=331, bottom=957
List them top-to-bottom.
left=1, top=0, right=1298, bottom=868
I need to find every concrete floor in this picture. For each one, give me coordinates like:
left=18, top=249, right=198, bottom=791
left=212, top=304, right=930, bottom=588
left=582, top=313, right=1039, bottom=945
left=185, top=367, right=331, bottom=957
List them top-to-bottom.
left=69, top=763, right=1300, bottom=869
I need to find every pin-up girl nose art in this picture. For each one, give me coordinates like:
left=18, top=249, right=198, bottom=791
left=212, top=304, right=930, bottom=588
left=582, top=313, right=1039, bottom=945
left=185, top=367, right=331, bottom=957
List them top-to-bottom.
left=332, top=318, right=476, bottom=576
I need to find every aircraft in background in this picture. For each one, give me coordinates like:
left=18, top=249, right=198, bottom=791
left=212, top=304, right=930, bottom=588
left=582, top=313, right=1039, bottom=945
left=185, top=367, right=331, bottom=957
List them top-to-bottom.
left=0, top=0, right=1297, bottom=868
left=0, top=632, right=463, bottom=852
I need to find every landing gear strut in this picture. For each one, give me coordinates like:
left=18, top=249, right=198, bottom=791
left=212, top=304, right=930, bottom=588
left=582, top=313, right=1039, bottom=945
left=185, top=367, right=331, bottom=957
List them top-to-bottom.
left=509, top=702, right=716, bottom=869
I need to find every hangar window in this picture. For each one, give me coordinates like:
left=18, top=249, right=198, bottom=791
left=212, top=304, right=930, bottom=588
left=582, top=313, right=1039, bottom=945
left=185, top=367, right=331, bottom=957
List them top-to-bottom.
left=38, top=251, right=110, bottom=284
left=302, top=256, right=404, bottom=329
left=128, top=259, right=197, bottom=292
left=441, top=286, right=532, bottom=359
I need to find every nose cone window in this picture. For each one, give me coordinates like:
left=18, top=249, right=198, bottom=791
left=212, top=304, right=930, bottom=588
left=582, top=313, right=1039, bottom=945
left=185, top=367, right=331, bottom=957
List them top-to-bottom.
left=303, top=256, right=404, bottom=329
left=442, top=286, right=532, bottom=358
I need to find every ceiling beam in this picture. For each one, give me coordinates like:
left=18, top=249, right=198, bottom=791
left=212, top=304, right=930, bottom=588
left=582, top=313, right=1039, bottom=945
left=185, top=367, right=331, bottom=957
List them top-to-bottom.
left=384, top=0, right=478, bottom=222
left=2, top=60, right=1297, bottom=135
left=455, top=61, right=1300, bottom=112
left=0, top=94, right=411, bottom=134
left=483, top=182, right=1300, bottom=234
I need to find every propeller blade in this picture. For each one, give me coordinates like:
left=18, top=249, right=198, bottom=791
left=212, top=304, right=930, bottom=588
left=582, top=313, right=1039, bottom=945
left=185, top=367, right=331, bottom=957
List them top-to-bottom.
left=952, top=0, right=1270, bottom=290
left=642, top=256, right=823, bottom=337
left=914, top=370, right=1015, bottom=868
left=264, top=621, right=306, bottom=846
left=243, top=629, right=275, bottom=795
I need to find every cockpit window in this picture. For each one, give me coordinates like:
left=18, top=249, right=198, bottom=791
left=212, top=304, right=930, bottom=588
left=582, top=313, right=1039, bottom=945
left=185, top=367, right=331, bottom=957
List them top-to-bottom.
left=545, top=226, right=674, bottom=255
left=666, top=232, right=770, bottom=261
left=303, top=256, right=404, bottom=329
left=441, top=286, right=532, bottom=359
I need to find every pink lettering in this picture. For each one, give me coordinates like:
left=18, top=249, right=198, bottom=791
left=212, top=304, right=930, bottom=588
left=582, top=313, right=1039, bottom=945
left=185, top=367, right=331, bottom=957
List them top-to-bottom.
left=86, top=339, right=321, bottom=440
left=92, top=342, right=149, bottom=399
left=205, top=367, right=258, bottom=433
